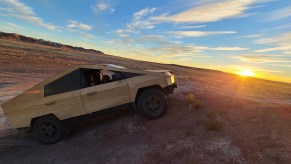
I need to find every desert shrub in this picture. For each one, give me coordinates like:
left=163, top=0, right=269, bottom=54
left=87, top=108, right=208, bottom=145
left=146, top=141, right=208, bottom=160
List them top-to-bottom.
left=185, top=93, right=203, bottom=110
left=185, top=93, right=195, bottom=104
left=194, top=99, right=203, bottom=109
left=204, top=111, right=224, bottom=131
left=204, top=119, right=224, bottom=131
left=124, top=121, right=144, bottom=134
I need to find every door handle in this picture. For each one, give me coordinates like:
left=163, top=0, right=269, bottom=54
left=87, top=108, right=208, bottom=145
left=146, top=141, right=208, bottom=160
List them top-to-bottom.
left=86, top=91, right=98, bottom=96
left=45, top=101, right=56, bottom=105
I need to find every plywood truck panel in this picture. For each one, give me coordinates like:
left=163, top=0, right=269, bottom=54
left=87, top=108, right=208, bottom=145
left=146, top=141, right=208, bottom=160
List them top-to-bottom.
left=81, top=79, right=131, bottom=113
left=6, top=90, right=86, bottom=128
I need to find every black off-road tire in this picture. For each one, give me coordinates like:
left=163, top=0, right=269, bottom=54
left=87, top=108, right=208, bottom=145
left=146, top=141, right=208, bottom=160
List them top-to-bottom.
left=137, top=89, right=168, bottom=119
left=32, top=115, right=69, bottom=144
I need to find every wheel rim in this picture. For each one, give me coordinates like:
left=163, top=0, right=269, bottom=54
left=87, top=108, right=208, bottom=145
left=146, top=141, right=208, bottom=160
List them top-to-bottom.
left=144, top=95, right=162, bottom=112
left=39, top=121, right=59, bottom=137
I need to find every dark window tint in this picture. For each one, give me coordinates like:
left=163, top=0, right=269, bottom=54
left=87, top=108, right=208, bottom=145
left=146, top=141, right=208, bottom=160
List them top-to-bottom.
left=81, top=68, right=103, bottom=88
left=44, top=69, right=81, bottom=96
left=81, top=69, right=126, bottom=88
left=121, top=72, right=144, bottom=78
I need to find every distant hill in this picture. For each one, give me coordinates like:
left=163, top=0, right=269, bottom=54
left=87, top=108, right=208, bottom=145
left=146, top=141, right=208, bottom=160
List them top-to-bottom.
left=0, top=31, right=103, bottom=54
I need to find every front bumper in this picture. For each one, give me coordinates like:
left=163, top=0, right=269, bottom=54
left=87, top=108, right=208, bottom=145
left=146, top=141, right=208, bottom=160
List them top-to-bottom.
left=163, top=83, right=177, bottom=95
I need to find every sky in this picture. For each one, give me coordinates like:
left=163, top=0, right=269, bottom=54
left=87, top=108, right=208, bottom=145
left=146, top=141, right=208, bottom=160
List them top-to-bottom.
left=0, top=0, right=291, bottom=82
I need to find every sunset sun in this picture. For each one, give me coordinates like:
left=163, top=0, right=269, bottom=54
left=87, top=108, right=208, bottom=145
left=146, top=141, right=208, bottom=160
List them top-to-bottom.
left=237, top=69, right=255, bottom=77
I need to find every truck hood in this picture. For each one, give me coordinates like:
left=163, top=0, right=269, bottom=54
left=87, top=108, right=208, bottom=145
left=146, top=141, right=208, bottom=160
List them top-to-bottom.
left=146, top=70, right=171, bottom=73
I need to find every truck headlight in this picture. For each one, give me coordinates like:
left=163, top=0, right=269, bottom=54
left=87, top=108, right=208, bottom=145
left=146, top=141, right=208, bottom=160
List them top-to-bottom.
left=167, top=75, right=175, bottom=85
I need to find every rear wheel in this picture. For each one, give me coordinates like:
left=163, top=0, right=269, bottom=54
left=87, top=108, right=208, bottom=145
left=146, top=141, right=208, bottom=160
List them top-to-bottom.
left=137, top=89, right=168, bottom=119
left=32, top=115, right=68, bottom=144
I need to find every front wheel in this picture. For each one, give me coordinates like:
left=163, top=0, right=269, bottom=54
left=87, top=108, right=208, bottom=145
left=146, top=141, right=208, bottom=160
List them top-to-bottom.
left=137, top=89, right=168, bottom=119
left=32, top=115, right=69, bottom=144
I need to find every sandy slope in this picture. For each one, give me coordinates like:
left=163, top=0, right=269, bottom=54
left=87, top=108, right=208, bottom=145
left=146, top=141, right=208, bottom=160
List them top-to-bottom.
left=0, top=39, right=291, bottom=163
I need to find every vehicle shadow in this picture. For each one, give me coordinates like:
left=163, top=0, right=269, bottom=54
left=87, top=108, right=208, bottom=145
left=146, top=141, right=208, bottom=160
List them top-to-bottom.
left=0, top=108, right=135, bottom=152
left=66, top=108, right=135, bottom=139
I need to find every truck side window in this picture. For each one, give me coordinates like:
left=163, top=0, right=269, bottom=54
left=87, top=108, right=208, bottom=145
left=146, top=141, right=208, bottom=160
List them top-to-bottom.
left=44, top=69, right=81, bottom=97
left=81, top=69, right=125, bottom=88
left=83, top=69, right=102, bottom=87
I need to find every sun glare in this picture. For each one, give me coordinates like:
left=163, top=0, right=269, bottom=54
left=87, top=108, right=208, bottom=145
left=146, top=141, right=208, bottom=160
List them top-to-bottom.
left=237, top=69, right=255, bottom=77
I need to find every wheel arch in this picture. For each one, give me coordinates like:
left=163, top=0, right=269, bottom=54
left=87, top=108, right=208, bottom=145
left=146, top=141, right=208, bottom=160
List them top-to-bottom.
left=135, top=84, right=162, bottom=103
left=30, top=113, right=59, bottom=129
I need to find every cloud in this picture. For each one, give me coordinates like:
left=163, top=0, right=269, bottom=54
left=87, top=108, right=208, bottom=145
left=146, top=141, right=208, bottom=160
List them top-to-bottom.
left=0, top=0, right=58, bottom=31
left=1, top=0, right=33, bottom=15
left=91, top=0, right=115, bottom=14
left=151, top=0, right=266, bottom=23
left=111, top=3, right=250, bottom=59
left=0, top=6, right=14, bottom=12
left=268, top=6, right=291, bottom=21
left=115, top=7, right=157, bottom=34
left=127, top=8, right=157, bottom=32
left=133, top=8, right=156, bottom=20
left=65, top=20, right=94, bottom=40
left=67, top=20, right=92, bottom=31
left=126, top=21, right=155, bottom=33
left=6, top=22, right=22, bottom=29
left=0, top=23, right=23, bottom=32
left=262, top=23, right=291, bottom=32
left=180, top=25, right=206, bottom=29
left=114, top=29, right=129, bottom=37
left=108, top=30, right=134, bottom=44
left=167, top=30, right=236, bottom=37
left=79, top=32, right=94, bottom=40
left=109, top=32, right=249, bottom=59
left=255, top=32, right=291, bottom=52
left=255, top=32, right=291, bottom=45
left=109, top=33, right=202, bottom=57
left=236, top=34, right=262, bottom=38
left=108, top=35, right=133, bottom=44
left=135, top=35, right=169, bottom=45
left=135, top=35, right=247, bottom=51
left=116, top=36, right=248, bottom=60
left=148, top=44, right=202, bottom=56
left=144, top=45, right=212, bottom=59
left=197, top=46, right=249, bottom=51
left=255, top=46, right=291, bottom=53
left=282, top=51, right=291, bottom=55
left=233, top=54, right=291, bottom=63
left=269, top=64, right=291, bottom=67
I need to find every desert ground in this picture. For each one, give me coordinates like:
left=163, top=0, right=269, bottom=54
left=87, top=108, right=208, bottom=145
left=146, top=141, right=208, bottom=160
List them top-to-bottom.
left=0, top=38, right=291, bottom=163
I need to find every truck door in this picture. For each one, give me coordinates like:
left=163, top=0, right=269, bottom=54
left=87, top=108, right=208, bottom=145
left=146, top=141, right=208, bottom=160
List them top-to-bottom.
left=41, top=69, right=86, bottom=120
left=80, top=69, right=131, bottom=113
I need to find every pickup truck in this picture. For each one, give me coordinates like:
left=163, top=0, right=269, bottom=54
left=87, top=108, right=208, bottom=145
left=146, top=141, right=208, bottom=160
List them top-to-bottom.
left=2, top=64, right=177, bottom=144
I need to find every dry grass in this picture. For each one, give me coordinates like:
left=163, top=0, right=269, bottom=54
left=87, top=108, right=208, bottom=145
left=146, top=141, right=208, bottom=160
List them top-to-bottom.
left=185, top=93, right=203, bottom=110
left=194, top=99, right=203, bottom=109
left=124, top=121, right=145, bottom=134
